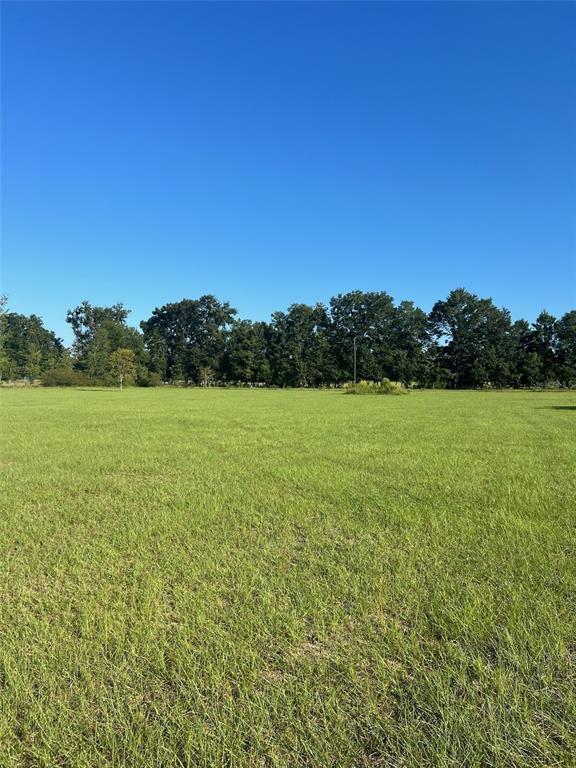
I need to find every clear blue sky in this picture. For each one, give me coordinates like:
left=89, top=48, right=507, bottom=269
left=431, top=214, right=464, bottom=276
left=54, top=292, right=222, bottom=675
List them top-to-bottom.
left=2, top=1, right=575, bottom=344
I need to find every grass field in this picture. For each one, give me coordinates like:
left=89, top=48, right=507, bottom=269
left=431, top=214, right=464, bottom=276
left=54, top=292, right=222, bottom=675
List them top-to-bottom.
left=1, top=388, right=575, bottom=767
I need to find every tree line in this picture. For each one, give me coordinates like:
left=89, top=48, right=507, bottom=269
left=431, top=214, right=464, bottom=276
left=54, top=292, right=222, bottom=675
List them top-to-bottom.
left=1, top=290, right=574, bottom=388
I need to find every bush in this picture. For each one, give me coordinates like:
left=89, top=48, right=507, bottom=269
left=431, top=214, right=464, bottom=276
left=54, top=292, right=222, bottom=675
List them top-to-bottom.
left=42, top=367, right=89, bottom=387
left=136, top=369, right=163, bottom=387
left=343, top=378, right=407, bottom=395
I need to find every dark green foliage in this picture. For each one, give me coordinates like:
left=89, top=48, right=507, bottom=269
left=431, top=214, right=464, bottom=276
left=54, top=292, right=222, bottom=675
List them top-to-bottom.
left=429, top=289, right=515, bottom=388
left=330, top=290, right=397, bottom=382
left=3, top=291, right=575, bottom=388
left=140, top=295, right=236, bottom=384
left=390, top=300, right=433, bottom=385
left=66, top=301, right=147, bottom=385
left=66, top=301, right=129, bottom=362
left=269, top=304, right=336, bottom=387
left=531, top=310, right=557, bottom=385
left=0, top=311, right=66, bottom=380
left=556, top=311, right=576, bottom=387
left=223, top=320, right=272, bottom=384
left=143, top=328, right=168, bottom=380
left=42, top=367, right=89, bottom=387
left=134, top=368, right=163, bottom=387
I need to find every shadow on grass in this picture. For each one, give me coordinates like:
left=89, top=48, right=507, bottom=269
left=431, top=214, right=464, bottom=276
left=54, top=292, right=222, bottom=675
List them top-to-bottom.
left=540, top=406, right=576, bottom=411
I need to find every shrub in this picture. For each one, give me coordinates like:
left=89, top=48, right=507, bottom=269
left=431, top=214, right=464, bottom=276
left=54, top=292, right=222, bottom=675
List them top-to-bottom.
left=42, top=368, right=89, bottom=387
left=136, top=369, right=163, bottom=387
left=343, top=378, right=407, bottom=395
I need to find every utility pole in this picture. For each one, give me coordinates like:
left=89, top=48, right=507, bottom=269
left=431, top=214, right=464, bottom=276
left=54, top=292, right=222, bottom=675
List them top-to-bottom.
left=353, top=335, right=357, bottom=384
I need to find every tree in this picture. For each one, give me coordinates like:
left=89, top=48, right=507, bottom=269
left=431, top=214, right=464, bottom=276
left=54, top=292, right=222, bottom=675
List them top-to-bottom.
left=429, top=289, right=514, bottom=388
left=4, top=290, right=573, bottom=390
left=329, top=291, right=398, bottom=382
left=0, top=295, right=8, bottom=382
left=141, top=296, right=236, bottom=383
left=390, top=300, right=433, bottom=385
left=66, top=301, right=129, bottom=363
left=66, top=301, right=147, bottom=382
left=269, top=303, right=335, bottom=387
left=531, top=311, right=558, bottom=386
left=555, top=311, right=576, bottom=387
left=1, top=312, right=66, bottom=381
left=510, top=319, right=541, bottom=387
left=223, top=320, right=272, bottom=384
left=251, top=322, right=273, bottom=384
left=87, top=325, right=112, bottom=381
left=145, top=328, right=168, bottom=381
left=109, top=348, right=136, bottom=390
left=198, top=366, right=215, bottom=387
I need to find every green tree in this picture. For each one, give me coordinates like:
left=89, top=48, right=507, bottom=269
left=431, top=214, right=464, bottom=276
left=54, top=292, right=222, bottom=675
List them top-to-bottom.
left=429, top=289, right=513, bottom=388
left=329, top=291, right=397, bottom=382
left=0, top=295, right=9, bottom=382
left=141, top=296, right=236, bottom=383
left=390, top=300, right=432, bottom=385
left=66, top=301, right=129, bottom=364
left=67, top=302, right=147, bottom=382
left=269, top=304, right=335, bottom=386
left=555, top=310, right=576, bottom=386
left=531, top=311, right=558, bottom=386
left=1, top=312, right=65, bottom=381
left=223, top=320, right=272, bottom=383
left=509, top=320, right=540, bottom=387
left=251, top=322, right=273, bottom=384
left=87, top=326, right=111, bottom=381
left=145, top=328, right=168, bottom=381
left=25, top=345, right=43, bottom=381
left=109, top=348, right=137, bottom=390
left=198, top=365, right=215, bottom=387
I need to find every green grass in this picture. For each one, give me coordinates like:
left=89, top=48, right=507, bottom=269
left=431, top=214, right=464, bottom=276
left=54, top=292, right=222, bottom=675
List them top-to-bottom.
left=1, top=388, right=575, bottom=768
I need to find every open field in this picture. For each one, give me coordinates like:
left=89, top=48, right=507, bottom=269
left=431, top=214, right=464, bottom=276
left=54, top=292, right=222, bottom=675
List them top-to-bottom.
left=1, top=388, right=575, bottom=767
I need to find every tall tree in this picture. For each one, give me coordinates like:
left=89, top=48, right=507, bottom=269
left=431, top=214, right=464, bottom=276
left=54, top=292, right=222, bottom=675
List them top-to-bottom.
left=429, top=289, right=514, bottom=388
left=5, top=291, right=573, bottom=390
left=329, top=291, right=397, bottom=382
left=0, top=295, right=9, bottom=382
left=141, top=295, right=236, bottom=383
left=390, top=300, right=432, bottom=385
left=66, top=301, right=130, bottom=363
left=67, top=301, right=146, bottom=381
left=269, top=303, right=335, bottom=387
left=531, top=311, right=558, bottom=386
left=555, top=311, right=576, bottom=387
left=1, top=312, right=66, bottom=380
left=510, top=319, right=542, bottom=387
left=223, top=320, right=272, bottom=384
left=251, top=322, right=273, bottom=384
left=86, top=325, right=112, bottom=381
left=144, top=328, right=168, bottom=381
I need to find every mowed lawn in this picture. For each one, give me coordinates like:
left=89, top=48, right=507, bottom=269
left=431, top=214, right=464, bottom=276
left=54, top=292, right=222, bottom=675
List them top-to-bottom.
left=1, top=388, right=575, bottom=768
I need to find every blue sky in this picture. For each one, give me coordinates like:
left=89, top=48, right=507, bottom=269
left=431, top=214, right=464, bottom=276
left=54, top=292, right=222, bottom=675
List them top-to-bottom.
left=2, top=1, right=575, bottom=344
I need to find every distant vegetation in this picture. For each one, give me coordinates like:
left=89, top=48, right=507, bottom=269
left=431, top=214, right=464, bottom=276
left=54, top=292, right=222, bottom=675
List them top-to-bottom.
left=0, top=289, right=574, bottom=388
left=343, top=379, right=407, bottom=395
